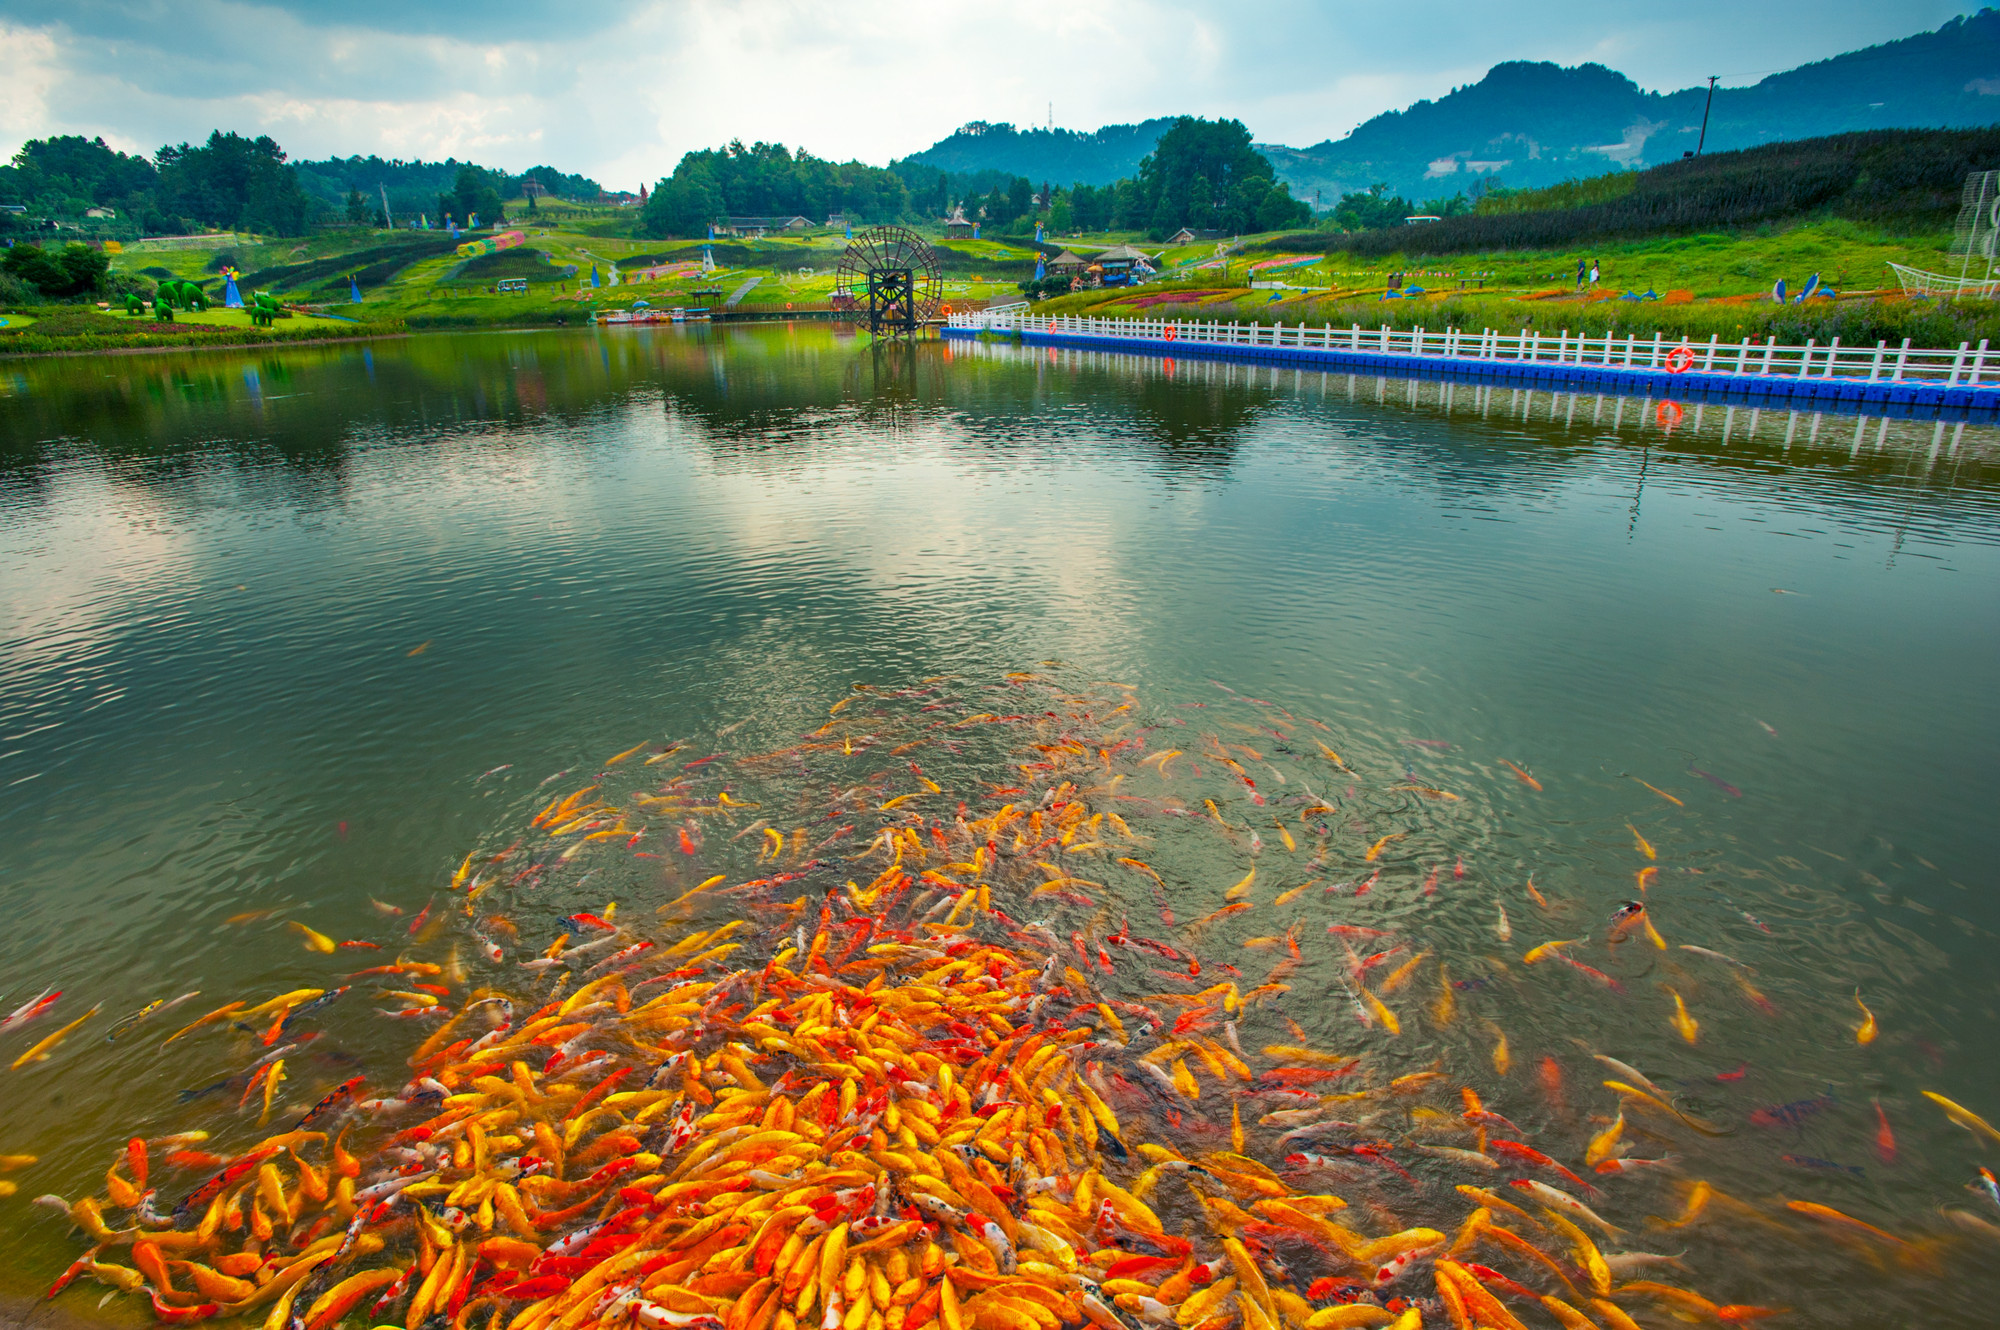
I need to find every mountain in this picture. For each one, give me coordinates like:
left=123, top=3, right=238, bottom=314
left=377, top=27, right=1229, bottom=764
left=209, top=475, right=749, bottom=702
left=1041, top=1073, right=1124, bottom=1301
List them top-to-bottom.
left=1270, top=10, right=2000, bottom=204
left=899, top=11, right=2000, bottom=205
left=894, top=118, right=1179, bottom=186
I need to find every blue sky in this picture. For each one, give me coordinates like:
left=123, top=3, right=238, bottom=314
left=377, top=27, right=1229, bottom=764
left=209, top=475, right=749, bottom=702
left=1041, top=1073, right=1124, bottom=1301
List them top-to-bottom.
left=0, top=1, right=1973, bottom=188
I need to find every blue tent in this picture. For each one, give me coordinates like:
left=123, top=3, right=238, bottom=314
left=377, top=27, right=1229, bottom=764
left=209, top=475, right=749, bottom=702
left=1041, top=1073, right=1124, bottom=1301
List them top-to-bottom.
left=223, top=274, right=243, bottom=308
left=350, top=277, right=363, bottom=303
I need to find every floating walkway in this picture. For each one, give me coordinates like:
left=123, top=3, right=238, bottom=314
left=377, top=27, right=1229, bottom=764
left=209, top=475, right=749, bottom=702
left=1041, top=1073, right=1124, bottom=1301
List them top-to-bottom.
left=944, top=307, right=2000, bottom=417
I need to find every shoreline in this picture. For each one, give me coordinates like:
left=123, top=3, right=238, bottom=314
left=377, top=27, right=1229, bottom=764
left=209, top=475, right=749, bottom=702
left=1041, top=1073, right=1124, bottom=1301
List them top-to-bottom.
left=0, top=330, right=413, bottom=362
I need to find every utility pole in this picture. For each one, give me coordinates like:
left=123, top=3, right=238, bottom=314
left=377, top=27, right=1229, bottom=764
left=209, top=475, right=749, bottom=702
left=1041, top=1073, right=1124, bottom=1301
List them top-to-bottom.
left=1696, top=75, right=1718, bottom=155
left=379, top=183, right=393, bottom=229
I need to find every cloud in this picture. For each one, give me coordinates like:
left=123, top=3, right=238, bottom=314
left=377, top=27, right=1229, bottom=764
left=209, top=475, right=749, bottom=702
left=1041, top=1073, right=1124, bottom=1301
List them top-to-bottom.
left=0, top=0, right=1977, bottom=186
left=0, top=20, right=62, bottom=151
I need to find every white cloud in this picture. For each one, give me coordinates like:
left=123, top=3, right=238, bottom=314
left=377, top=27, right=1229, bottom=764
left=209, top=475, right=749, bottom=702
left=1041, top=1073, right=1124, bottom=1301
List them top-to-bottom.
left=0, top=0, right=1977, bottom=185
left=0, top=22, right=62, bottom=150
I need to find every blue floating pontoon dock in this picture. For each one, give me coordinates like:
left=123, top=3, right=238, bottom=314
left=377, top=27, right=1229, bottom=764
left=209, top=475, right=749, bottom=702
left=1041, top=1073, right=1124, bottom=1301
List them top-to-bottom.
left=943, top=310, right=2000, bottom=419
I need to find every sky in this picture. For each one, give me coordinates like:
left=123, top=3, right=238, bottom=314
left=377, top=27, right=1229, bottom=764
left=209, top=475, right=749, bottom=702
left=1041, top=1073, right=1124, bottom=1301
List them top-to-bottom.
left=0, top=0, right=1974, bottom=188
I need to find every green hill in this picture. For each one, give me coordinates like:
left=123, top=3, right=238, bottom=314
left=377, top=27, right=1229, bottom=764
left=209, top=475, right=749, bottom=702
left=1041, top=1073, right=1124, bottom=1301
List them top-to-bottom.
left=1268, top=10, right=2000, bottom=203
left=903, top=12, right=2000, bottom=205
left=1257, top=127, right=2000, bottom=257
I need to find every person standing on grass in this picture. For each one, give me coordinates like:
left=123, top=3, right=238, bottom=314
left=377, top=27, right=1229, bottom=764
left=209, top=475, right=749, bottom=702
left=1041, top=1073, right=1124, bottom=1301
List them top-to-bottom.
left=1576, top=257, right=1586, bottom=290
left=1589, top=259, right=1600, bottom=289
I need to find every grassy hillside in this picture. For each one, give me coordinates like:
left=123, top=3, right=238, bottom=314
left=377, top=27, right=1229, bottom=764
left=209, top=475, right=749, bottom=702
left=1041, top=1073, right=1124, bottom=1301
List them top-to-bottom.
left=1262, top=129, right=2000, bottom=257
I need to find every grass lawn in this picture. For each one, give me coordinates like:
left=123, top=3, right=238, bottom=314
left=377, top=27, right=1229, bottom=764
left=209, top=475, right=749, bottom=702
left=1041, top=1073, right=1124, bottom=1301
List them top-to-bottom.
left=32, top=216, right=1978, bottom=351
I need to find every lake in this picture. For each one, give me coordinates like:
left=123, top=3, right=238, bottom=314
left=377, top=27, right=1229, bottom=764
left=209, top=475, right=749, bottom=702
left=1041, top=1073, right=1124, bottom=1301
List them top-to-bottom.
left=1, top=324, right=1997, bottom=1326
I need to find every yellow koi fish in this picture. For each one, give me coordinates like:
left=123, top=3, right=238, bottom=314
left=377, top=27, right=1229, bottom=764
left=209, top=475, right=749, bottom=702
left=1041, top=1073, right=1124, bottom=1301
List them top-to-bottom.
left=1634, top=777, right=1683, bottom=806
left=1628, top=825, right=1656, bottom=860
left=1364, top=834, right=1403, bottom=862
left=1226, top=866, right=1256, bottom=901
left=1273, top=879, right=1318, bottom=907
left=288, top=922, right=336, bottom=954
left=1378, top=951, right=1429, bottom=995
left=1432, top=963, right=1457, bottom=1025
left=1361, top=987, right=1400, bottom=1036
left=1665, top=987, right=1699, bottom=1044
left=1853, top=992, right=1876, bottom=1045
left=10, top=1003, right=100, bottom=1070
left=1923, top=1091, right=2000, bottom=1146
left=1584, top=1113, right=1625, bottom=1166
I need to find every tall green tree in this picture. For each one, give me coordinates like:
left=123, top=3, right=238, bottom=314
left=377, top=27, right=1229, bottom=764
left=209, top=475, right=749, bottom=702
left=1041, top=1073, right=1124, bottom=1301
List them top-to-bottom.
left=1130, top=117, right=1308, bottom=238
left=155, top=131, right=315, bottom=235
left=0, top=135, right=164, bottom=228
left=639, top=140, right=913, bottom=239
left=450, top=165, right=506, bottom=227
left=2, top=241, right=109, bottom=298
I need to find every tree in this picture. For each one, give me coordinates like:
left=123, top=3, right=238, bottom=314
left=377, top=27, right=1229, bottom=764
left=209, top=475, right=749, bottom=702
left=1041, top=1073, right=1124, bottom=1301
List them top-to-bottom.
left=1128, top=117, right=1308, bottom=238
left=156, top=131, right=315, bottom=235
left=1, top=135, right=164, bottom=228
left=638, top=140, right=913, bottom=239
left=450, top=165, right=506, bottom=228
left=1007, top=176, right=1033, bottom=221
left=1331, top=183, right=1415, bottom=231
left=345, top=188, right=369, bottom=224
left=2, top=241, right=109, bottom=298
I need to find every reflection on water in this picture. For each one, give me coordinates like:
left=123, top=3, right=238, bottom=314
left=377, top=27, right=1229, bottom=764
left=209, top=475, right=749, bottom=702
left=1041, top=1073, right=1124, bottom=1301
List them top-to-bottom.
left=1, top=324, right=1998, bottom=1324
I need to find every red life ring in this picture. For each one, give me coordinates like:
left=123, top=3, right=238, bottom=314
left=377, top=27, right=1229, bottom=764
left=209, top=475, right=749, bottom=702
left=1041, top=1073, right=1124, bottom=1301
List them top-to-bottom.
left=1047, top=319, right=1057, bottom=333
left=1164, top=326, right=1178, bottom=342
left=1665, top=344, right=1696, bottom=373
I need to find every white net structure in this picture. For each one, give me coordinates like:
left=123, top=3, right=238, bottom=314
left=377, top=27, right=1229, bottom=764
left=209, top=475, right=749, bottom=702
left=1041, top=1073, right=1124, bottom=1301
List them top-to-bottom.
left=1888, top=170, right=2000, bottom=299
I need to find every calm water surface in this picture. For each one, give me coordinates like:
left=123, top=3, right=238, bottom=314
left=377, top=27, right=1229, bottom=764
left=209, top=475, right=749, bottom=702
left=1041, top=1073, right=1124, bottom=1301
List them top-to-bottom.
left=1, top=326, right=1998, bottom=1324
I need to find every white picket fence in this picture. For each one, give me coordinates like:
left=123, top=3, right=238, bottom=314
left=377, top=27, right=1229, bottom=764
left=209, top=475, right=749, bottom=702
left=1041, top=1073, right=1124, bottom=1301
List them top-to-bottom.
left=946, top=309, right=1996, bottom=388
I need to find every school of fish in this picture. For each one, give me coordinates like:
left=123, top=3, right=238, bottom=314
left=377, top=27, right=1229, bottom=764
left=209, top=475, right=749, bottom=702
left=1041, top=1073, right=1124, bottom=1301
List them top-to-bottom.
left=7, top=673, right=1999, bottom=1330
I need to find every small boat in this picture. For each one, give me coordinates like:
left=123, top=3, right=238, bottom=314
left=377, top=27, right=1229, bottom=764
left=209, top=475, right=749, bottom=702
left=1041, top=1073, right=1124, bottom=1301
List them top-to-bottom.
left=600, top=307, right=672, bottom=326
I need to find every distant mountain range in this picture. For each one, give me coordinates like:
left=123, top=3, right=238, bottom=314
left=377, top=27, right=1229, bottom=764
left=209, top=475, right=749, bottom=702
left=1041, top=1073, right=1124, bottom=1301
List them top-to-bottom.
left=898, top=11, right=2000, bottom=204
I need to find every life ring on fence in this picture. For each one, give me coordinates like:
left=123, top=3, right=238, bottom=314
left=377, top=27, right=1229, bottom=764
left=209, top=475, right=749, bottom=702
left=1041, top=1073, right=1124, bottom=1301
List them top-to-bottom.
left=786, top=302, right=793, bottom=310
left=1048, top=319, right=1057, bottom=333
left=1164, top=326, right=1178, bottom=342
left=1665, top=343, right=1696, bottom=373
left=1656, top=400, right=1684, bottom=428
